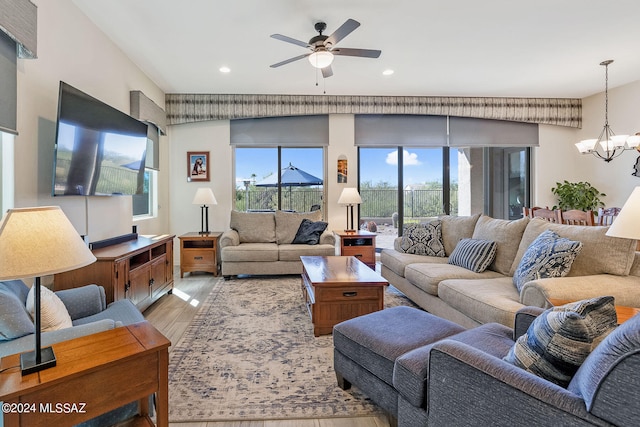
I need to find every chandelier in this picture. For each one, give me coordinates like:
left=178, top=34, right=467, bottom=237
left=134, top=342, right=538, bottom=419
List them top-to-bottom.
left=575, top=60, right=640, bottom=162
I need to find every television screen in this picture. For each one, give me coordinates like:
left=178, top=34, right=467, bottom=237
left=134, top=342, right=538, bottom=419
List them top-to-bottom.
left=52, top=82, right=148, bottom=196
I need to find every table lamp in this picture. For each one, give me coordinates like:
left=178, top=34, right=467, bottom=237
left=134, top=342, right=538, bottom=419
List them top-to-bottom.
left=192, top=187, right=217, bottom=234
left=606, top=187, right=640, bottom=241
left=338, top=188, right=362, bottom=232
left=0, top=206, right=96, bottom=375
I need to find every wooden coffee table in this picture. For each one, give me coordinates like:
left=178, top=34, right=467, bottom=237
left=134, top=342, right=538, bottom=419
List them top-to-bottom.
left=301, top=256, right=388, bottom=336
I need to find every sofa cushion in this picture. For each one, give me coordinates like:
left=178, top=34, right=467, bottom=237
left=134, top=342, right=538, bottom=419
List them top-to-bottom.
left=275, top=210, right=323, bottom=244
left=230, top=211, right=276, bottom=243
left=439, top=213, right=481, bottom=256
left=472, top=215, right=529, bottom=275
left=292, top=218, right=328, bottom=245
left=510, top=219, right=637, bottom=277
left=400, top=221, right=445, bottom=256
left=513, top=230, right=583, bottom=293
left=448, top=238, right=497, bottom=273
left=220, top=242, right=279, bottom=262
left=278, top=243, right=335, bottom=261
left=380, top=249, right=449, bottom=279
left=405, top=263, right=504, bottom=296
left=438, top=277, right=523, bottom=327
left=0, top=281, right=34, bottom=341
left=26, top=285, right=73, bottom=332
left=503, top=296, right=618, bottom=387
left=568, top=312, right=640, bottom=412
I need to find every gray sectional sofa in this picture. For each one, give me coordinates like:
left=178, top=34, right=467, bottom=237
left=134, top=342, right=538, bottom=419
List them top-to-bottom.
left=220, top=210, right=336, bottom=277
left=381, top=214, right=640, bottom=328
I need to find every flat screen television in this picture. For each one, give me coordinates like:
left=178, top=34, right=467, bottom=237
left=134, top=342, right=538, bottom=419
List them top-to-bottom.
left=52, top=81, right=148, bottom=196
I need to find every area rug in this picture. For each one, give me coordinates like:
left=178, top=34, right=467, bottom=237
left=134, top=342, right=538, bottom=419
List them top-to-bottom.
left=168, top=275, right=416, bottom=422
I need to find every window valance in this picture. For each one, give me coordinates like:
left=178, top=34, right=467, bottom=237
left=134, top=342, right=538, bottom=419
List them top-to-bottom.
left=166, top=94, right=581, bottom=129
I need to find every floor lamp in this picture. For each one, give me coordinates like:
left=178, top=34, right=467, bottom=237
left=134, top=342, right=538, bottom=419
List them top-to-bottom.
left=193, top=188, right=218, bottom=234
left=338, top=188, right=362, bottom=232
left=0, top=206, right=96, bottom=375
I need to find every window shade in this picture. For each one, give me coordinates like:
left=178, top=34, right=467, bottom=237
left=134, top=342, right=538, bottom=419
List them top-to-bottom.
left=0, top=0, right=37, bottom=59
left=0, top=31, right=16, bottom=135
left=355, top=114, right=447, bottom=147
left=230, top=115, right=329, bottom=146
left=449, top=117, right=539, bottom=147
left=145, top=124, right=159, bottom=170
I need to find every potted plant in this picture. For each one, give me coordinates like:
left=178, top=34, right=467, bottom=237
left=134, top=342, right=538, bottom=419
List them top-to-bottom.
left=551, top=180, right=606, bottom=211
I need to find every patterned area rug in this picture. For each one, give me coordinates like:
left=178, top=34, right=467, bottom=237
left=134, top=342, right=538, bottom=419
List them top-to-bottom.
left=168, top=275, right=415, bottom=422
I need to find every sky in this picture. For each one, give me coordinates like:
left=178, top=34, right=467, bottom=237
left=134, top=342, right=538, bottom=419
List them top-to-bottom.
left=234, top=147, right=458, bottom=188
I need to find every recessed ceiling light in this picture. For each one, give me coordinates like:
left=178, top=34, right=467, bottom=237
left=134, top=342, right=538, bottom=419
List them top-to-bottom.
left=219, top=66, right=231, bottom=73
left=382, top=69, right=394, bottom=76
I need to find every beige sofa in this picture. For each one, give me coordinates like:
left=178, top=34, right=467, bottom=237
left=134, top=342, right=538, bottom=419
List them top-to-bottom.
left=220, top=210, right=336, bottom=277
left=381, top=214, right=640, bottom=328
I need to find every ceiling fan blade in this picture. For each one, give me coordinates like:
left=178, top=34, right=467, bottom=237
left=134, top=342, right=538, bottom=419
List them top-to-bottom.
left=325, top=19, right=360, bottom=47
left=270, top=34, right=310, bottom=48
left=332, top=48, right=381, bottom=58
left=270, top=53, right=311, bottom=68
left=321, top=65, right=333, bottom=78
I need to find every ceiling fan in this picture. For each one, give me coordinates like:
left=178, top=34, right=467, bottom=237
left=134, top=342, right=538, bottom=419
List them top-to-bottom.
left=270, top=19, right=382, bottom=78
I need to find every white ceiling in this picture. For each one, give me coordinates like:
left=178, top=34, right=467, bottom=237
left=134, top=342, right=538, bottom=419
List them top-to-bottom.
left=73, top=0, right=640, bottom=98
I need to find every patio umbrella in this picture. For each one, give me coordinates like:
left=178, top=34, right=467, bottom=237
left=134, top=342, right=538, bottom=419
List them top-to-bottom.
left=256, top=163, right=323, bottom=210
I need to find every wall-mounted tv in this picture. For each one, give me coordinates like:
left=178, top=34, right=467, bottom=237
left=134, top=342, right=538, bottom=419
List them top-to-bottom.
left=52, top=81, right=148, bottom=196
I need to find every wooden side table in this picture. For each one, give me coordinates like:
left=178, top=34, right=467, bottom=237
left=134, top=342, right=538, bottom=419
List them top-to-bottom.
left=334, top=230, right=377, bottom=269
left=179, top=232, right=221, bottom=278
left=548, top=298, right=640, bottom=324
left=0, top=321, right=170, bottom=427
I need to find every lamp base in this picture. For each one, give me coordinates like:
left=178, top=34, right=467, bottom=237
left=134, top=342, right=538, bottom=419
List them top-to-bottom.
left=344, top=229, right=357, bottom=233
left=198, top=231, right=210, bottom=235
left=20, top=346, right=56, bottom=376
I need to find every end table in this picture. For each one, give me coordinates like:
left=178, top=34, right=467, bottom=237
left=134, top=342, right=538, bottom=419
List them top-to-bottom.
left=334, top=230, right=377, bottom=269
left=179, top=232, right=222, bottom=277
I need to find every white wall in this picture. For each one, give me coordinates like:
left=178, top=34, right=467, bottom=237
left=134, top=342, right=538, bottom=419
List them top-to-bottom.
left=14, top=0, right=168, bottom=241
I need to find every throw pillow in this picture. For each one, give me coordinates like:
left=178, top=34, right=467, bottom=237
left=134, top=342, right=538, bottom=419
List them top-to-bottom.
left=292, top=219, right=328, bottom=245
left=400, top=221, right=446, bottom=256
left=513, top=229, right=583, bottom=293
left=447, top=238, right=497, bottom=273
left=0, top=281, right=35, bottom=341
left=26, top=285, right=73, bottom=332
left=503, top=296, right=618, bottom=387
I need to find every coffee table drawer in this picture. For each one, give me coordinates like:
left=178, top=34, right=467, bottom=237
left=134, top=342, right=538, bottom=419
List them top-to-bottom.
left=317, top=286, right=381, bottom=302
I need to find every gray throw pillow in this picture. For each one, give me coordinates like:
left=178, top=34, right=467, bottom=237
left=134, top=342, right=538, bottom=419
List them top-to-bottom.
left=292, top=219, right=328, bottom=245
left=400, top=221, right=445, bottom=256
left=513, top=229, right=583, bottom=293
left=447, top=238, right=497, bottom=273
left=0, top=281, right=35, bottom=341
left=503, top=296, right=618, bottom=387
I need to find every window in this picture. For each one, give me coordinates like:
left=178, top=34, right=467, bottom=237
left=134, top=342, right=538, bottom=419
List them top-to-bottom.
left=0, top=131, right=14, bottom=213
left=234, top=147, right=324, bottom=212
left=133, top=169, right=156, bottom=218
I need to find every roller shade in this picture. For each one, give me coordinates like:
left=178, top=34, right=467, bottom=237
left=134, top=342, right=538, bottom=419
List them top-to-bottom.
left=0, top=31, right=16, bottom=135
left=355, top=114, right=447, bottom=147
left=230, top=115, right=329, bottom=146
left=449, top=117, right=539, bottom=147
left=145, top=124, right=159, bottom=170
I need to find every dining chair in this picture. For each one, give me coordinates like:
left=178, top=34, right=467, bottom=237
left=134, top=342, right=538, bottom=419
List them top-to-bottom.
left=531, top=207, right=561, bottom=223
left=597, top=207, right=621, bottom=226
left=559, top=209, right=595, bottom=226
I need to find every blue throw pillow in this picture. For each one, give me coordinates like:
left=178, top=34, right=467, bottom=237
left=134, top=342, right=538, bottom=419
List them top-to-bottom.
left=292, top=219, right=328, bottom=245
left=400, top=221, right=446, bottom=256
left=513, top=229, right=583, bottom=293
left=448, top=238, right=497, bottom=273
left=0, top=280, right=35, bottom=341
left=504, top=296, right=618, bottom=387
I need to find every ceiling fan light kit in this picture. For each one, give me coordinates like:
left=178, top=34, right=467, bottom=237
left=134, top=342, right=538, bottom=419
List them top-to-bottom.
left=270, top=19, right=381, bottom=78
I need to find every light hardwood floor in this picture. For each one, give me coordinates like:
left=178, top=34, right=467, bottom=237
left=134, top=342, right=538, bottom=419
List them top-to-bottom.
left=144, top=270, right=391, bottom=427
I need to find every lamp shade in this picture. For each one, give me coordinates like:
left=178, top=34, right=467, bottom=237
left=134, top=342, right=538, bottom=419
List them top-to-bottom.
left=308, top=50, right=334, bottom=69
left=606, top=187, right=640, bottom=240
left=192, top=188, right=217, bottom=205
left=338, top=188, right=362, bottom=205
left=0, top=206, right=96, bottom=280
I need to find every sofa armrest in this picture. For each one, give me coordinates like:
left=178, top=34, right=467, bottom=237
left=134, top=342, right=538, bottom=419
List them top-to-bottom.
left=220, top=229, right=240, bottom=248
left=319, top=230, right=335, bottom=246
left=393, top=237, right=402, bottom=252
left=520, top=274, right=640, bottom=308
left=56, top=284, right=107, bottom=320
left=513, top=306, right=545, bottom=340
left=426, top=340, right=598, bottom=425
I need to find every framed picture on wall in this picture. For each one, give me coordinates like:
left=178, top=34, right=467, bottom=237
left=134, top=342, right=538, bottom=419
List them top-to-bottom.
left=187, top=151, right=209, bottom=181
left=337, top=155, right=348, bottom=183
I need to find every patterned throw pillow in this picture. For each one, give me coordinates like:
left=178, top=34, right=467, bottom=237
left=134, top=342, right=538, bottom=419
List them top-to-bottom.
left=292, top=219, right=328, bottom=245
left=400, top=221, right=445, bottom=257
left=513, top=229, right=583, bottom=293
left=447, top=238, right=497, bottom=273
left=503, top=296, right=618, bottom=387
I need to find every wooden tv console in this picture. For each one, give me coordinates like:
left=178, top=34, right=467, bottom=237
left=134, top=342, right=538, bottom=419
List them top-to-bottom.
left=54, top=235, right=175, bottom=312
